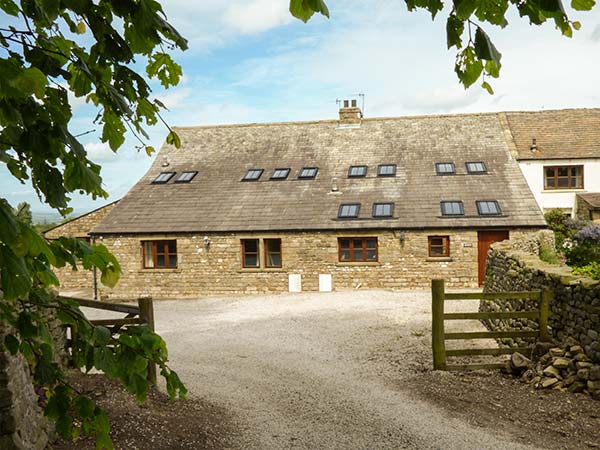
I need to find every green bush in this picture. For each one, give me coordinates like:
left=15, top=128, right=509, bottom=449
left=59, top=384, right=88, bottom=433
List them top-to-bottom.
left=539, top=244, right=560, bottom=265
left=572, top=262, right=600, bottom=280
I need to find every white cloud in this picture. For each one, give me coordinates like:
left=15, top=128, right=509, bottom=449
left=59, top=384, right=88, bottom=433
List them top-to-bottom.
left=223, top=0, right=292, bottom=34
left=155, top=87, right=193, bottom=110
left=84, top=142, right=117, bottom=162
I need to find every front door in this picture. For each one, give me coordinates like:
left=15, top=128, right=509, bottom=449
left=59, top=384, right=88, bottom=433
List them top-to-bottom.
left=477, top=230, right=509, bottom=286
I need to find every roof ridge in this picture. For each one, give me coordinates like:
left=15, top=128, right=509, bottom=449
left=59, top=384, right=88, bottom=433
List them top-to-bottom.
left=172, top=107, right=600, bottom=131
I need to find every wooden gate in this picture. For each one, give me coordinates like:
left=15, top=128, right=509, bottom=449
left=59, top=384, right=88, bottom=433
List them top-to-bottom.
left=431, top=279, right=552, bottom=371
left=60, top=296, right=157, bottom=384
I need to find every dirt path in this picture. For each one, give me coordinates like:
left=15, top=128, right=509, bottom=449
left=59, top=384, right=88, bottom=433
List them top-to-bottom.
left=147, top=290, right=542, bottom=450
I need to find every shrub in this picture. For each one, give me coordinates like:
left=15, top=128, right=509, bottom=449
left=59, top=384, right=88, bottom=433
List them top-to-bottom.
left=564, top=224, right=600, bottom=267
left=539, top=244, right=560, bottom=265
left=572, top=262, right=600, bottom=280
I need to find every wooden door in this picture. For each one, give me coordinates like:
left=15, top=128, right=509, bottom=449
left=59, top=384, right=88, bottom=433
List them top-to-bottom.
left=477, top=230, right=509, bottom=286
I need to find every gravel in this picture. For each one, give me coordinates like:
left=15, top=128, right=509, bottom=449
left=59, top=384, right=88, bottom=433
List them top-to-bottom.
left=137, top=289, right=542, bottom=450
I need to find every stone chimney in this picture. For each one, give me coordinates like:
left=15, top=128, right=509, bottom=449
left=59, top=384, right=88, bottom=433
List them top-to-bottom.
left=338, top=99, right=362, bottom=127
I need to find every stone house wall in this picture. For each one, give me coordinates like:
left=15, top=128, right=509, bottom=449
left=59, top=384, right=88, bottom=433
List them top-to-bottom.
left=576, top=195, right=600, bottom=223
left=44, top=201, right=118, bottom=293
left=96, top=227, right=538, bottom=300
left=481, top=231, right=600, bottom=363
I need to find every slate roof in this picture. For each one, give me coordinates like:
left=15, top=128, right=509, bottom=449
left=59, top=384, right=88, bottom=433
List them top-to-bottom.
left=501, top=109, right=600, bottom=160
left=94, top=112, right=546, bottom=234
left=577, top=193, right=600, bottom=208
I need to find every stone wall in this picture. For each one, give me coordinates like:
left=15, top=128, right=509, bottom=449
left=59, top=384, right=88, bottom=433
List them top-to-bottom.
left=44, top=201, right=118, bottom=294
left=96, top=227, right=539, bottom=300
left=481, top=231, right=600, bottom=363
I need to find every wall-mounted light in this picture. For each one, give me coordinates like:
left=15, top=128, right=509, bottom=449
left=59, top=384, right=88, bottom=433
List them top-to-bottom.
left=398, top=232, right=406, bottom=244
left=203, top=236, right=210, bottom=248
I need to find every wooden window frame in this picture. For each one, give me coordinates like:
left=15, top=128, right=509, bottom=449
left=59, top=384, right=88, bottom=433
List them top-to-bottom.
left=435, top=162, right=455, bottom=175
left=377, top=164, right=396, bottom=177
left=348, top=165, right=368, bottom=178
left=543, top=165, right=584, bottom=190
left=152, top=172, right=175, bottom=184
left=428, top=236, right=450, bottom=257
left=337, top=237, right=378, bottom=262
left=264, top=238, right=282, bottom=268
left=241, top=239, right=260, bottom=268
left=142, top=240, right=177, bottom=269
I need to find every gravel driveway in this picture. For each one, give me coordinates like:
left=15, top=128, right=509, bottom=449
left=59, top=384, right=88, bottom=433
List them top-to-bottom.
left=138, top=289, right=542, bottom=450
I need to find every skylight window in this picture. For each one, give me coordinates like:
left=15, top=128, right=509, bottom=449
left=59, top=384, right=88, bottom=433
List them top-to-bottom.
left=466, top=162, right=487, bottom=174
left=435, top=163, right=455, bottom=175
left=377, top=164, right=396, bottom=177
left=348, top=165, right=367, bottom=178
left=298, top=167, right=318, bottom=179
left=270, top=168, right=291, bottom=180
left=242, top=169, right=264, bottom=181
left=174, top=171, right=198, bottom=183
left=152, top=172, right=175, bottom=184
left=476, top=200, right=502, bottom=216
left=440, top=201, right=464, bottom=216
left=338, top=203, right=360, bottom=218
left=372, top=203, right=394, bottom=217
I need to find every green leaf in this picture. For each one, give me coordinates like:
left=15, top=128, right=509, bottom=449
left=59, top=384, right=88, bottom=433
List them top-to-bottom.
left=0, top=0, right=19, bottom=16
left=289, top=0, right=330, bottom=22
left=571, top=0, right=595, bottom=9
left=446, top=14, right=465, bottom=49
left=572, top=20, right=582, bottom=30
left=77, top=21, right=86, bottom=34
left=455, top=46, right=484, bottom=88
left=146, top=53, right=183, bottom=88
left=15, top=67, right=47, bottom=99
left=482, top=81, right=494, bottom=94
left=101, top=110, right=126, bottom=151
left=166, top=130, right=181, bottom=148
left=145, top=146, right=155, bottom=156
left=0, top=244, right=32, bottom=299
left=94, top=326, right=111, bottom=346
left=4, top=334, right=19, bottom=354
left=74, top=395, right=96, bottom=418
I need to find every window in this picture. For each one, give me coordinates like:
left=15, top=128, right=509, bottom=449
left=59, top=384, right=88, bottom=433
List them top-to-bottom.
left=466, top=162, right=487, bottom=174
left=435, top=163, right=455, bottom=175
left=377, top=164, right=396, bottom=177
left=348, top=165, right=367, bottom=178
left=544, top=165, right=583, bottom=190
left=298, top=167, right=318, bottom=179
left=270, top=168, right=290, bottom=180
left=242, top=169, right=263, bottom=181
left=175, top=171, right=198, bottom=183
left=152, top=172, right=175, bottom=184
left=476, top=200, right=502, bottom=216
left=440, top=201, right=464, bottom=216
left=372, top=202, right=394, bottom=218
left=338, top=203, right=360, bottom=218
left=428, top=236, right=450, bottom=257
left=338, top=238, right=378, bottom=262
left=241, top=239, right=260, bottom=267
left=264, top=239, right=282, bottom=268
left=142, top=240, right=177, bottom=268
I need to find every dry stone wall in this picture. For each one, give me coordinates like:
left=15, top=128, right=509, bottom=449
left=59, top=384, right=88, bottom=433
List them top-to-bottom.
left=482, top=230, right=600, bottom=363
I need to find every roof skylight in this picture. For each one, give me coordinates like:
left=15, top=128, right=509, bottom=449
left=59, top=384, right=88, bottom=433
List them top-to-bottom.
left=466, top=162, right=487, bottom=174
left=435, top=163, right=455, bottom=175
left=377, top=164, right=396, bottom=177
left=348, top=165, right=367, bottom=178
left=298, top=167, right=318, bottom=179
left=270, top=168, right=291, bottom=180
left=242, top=169, right=264, bottom=181
left=175, top=171, right=198, bottom=183
left=152, top=172, right=175, bottom=184
left=476, top=200, right=502, bottom=216
left=440, top=201, right=464, bottom=216
left=338, top=203, right=360, bottom=218
left=372, top=203, right=394, bottom=217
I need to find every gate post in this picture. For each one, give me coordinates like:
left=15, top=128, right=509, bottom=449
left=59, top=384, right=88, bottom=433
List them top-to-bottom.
left=431, top=279, right=446, bottom=370
left=539, top=289, right=552, bottom=342
left=138, top=296, right=157, bottom=384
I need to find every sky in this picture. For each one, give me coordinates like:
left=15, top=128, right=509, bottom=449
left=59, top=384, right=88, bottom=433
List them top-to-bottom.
left=2, top=0, right=600, bottom=221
